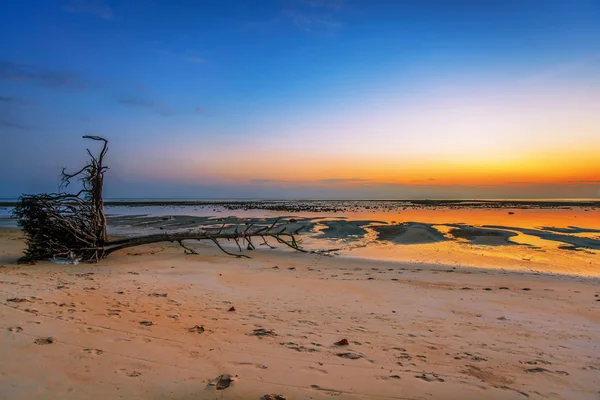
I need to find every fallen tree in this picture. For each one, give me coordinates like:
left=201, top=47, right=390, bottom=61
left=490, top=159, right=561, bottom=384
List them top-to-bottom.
left=13, top=136, right=308, bottom=263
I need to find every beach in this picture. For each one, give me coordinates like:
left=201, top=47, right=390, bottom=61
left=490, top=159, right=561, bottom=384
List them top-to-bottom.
left=4, top=0, right=600, bottom=398
left=1, top=225, right=599, bottom=400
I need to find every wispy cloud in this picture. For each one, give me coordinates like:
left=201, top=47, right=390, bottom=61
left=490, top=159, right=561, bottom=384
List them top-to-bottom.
left=62, top=0, right=113, bottom=20
left=244, top=0, right=344, bottom=34
left=302, top=0, right=344, bottom=11
left=282, top=8, right=342, bottom=33
left=158, top=49, right=206, bottom=65
left=516, top=53, right=600, bottom=87
left=185, top=55, right=205, bottom=64
left=0, top=60, right=92, bottom=91
left=0, top=95, right=35, bottom=105
left=117, top=96, right=173, bottom=117
left=193, top=106, right=215, bottom=116
left=0, top=119, right=30, bottom=130
left=250, top=178, right=369, bottom=185
left=320, top=178, right=369, bottom=184
left=409, top=178, right=438, bottom=183
left=250, top=179, right=279, bottom=185
left=509, top=180, right=600, bottom=186
left=565, top=180, right=600, bottom=185
left=506, top=181, right=539, bottom=186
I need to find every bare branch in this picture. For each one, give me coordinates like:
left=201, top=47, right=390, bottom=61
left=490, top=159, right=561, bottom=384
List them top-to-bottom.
left=177, top=240, right=198, bottom=255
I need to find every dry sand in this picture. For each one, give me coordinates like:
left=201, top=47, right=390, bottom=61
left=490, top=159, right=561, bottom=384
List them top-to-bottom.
left=1, top=227, right=599, bottom=399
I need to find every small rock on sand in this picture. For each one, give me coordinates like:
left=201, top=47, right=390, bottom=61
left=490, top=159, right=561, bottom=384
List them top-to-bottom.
left=209, top=374, right=233, bottom=390
left=261, top=395, right=287, bottom=400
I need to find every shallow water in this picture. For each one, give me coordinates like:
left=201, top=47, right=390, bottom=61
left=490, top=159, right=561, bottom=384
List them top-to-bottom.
left=2, top=203, right=599, bottom=276
left=103, top=204, right=600, bottom=277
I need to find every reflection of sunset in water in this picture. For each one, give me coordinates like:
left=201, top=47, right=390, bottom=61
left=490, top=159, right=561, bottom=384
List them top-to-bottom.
left=100, top=204, right=599, bottom=277
left=301, top=208, right=600, bottom=277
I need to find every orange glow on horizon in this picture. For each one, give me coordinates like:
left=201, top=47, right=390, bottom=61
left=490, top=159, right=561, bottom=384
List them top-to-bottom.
left=202, top=148, right=600, bottom=188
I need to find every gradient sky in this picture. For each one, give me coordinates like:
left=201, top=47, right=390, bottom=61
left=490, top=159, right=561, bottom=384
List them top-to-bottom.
left=1, top=0, right=599, bottom=199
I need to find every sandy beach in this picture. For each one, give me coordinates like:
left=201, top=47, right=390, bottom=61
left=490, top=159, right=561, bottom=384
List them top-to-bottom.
left=1, top=227, right=599, bottom=399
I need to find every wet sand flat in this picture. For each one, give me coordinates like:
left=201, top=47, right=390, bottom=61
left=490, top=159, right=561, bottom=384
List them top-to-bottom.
left=1, top=228, right=599, bottom=399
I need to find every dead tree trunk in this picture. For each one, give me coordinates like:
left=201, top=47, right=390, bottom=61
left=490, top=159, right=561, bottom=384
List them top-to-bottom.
left=13, top=136, right=309, bottom=263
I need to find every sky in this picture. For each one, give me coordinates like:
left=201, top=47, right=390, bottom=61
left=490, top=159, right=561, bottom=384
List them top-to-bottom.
left=0, top=0, right=599, bottom=199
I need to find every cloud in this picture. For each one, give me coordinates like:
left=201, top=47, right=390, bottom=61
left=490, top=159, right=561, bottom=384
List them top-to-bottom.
left=62, top=0, right=113, bottom=20
left=302, top=0, right=344, bottom=11
left=244, top=1, right=343, bottom=34
left=282, top=8, right=342, bottom=32
left=158, top=49, right=206, bottom=65
left=516, top=54, right=600, bottom=87
left=185, top=55, right=205, bottom=64
left=0, top=60, right=91, bottom=91
left=0, top=95, right=35, bottom=105
left=117, top=96, right=173, bottom=117
left=193, top=106, right=215, bottom=116
left=0, top=119, right=30, bottom=130
left=250, top=178, right=369, bottom=185
left=319, top=178, right=370, bottom=184
left=409, top=178, right=438, bottom=183
left=250, top=179, right=278, bottom=185
left=509, top=180, right=600, bottom=186
left=565, top=180, right=600, bottom=185
left=506, top=181, right=539, bottom=185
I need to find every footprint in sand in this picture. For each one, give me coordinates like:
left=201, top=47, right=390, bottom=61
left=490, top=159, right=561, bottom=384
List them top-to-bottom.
left=7, top=297, right=31, bottom=303
left=77, top=327, right=103, bottom=334
left=34, top=337, right=55, bottom=345
left=280, top=342, right=320, bottom=352
left=81, top=348, right=103, bottom=355
left=336, top=352, right=363, bottom=360
left=454, top=352, right=487, bottom=362
left=520, top=359, right=551, bottom=365
left=231, top=361, right=268, bottom=369
left=307, top=366, right=328, bottom=374
left=524, top=367, right=568, bottom=375
left=120, top=369, right=142, bottom=377
left=415, top=373, right=445, bottom=382
left=376, top=375, right=402, bottom=381
left=310, top=385, right=342, bottom=396
left=260, top=395, right=287, bottom=400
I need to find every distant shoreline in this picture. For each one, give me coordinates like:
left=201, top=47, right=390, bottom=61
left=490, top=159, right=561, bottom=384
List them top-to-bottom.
left=1, top=199, right=598, bottom=210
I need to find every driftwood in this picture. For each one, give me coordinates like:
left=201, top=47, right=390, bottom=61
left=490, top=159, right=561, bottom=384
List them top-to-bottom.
left=13, top=136, right=308, bottom=263
left=83, top=221, right=307, bottom=260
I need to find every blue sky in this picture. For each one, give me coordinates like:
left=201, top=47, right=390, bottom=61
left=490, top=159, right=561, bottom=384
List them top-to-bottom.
left=1, top=0, right=599, bottom=199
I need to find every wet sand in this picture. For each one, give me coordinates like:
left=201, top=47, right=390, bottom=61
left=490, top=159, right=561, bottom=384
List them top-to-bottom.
left=1, top=228, right=599, bottom=399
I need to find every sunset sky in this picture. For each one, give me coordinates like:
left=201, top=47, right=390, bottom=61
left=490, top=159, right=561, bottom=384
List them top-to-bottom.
left=1, top=0, right=599, bottom=199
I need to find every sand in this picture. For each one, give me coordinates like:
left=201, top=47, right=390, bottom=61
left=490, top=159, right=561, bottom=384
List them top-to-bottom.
left=1, top=227, right=599, bottom=399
